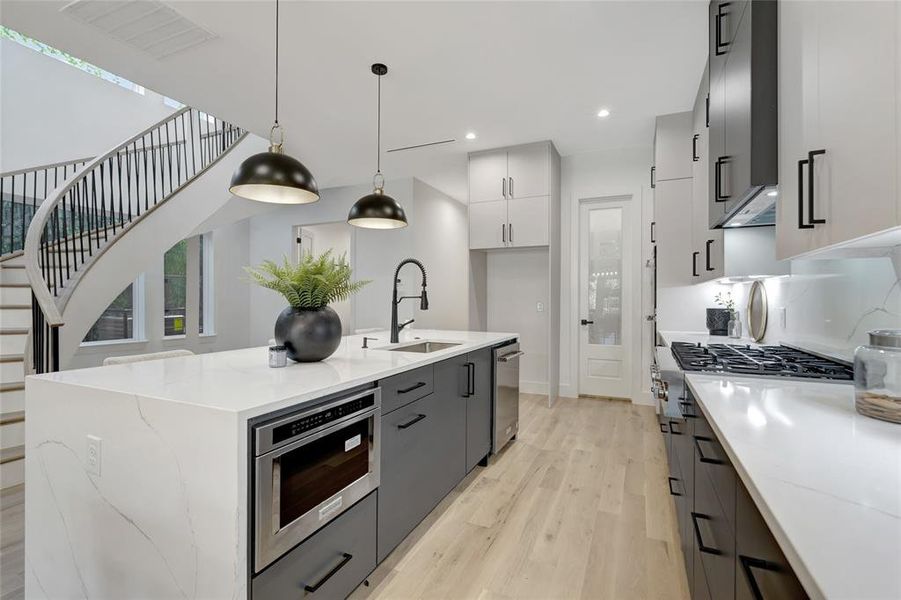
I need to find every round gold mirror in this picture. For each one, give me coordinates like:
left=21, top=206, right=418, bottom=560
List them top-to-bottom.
left=747, top=280, right=768, bottom=342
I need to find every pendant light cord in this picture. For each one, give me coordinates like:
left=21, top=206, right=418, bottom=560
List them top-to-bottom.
left=274, top=0, right=279, bottom=127
left=376, top=71, right=381, bottom=174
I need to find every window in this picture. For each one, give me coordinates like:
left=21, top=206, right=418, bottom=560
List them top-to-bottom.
left=1, top=26, right=146, bottom=95
left=199, top=233, right=214, bottom=335
left=164, top=240, right=187, bottom=336
left=82, top=276, right=145, bottom=344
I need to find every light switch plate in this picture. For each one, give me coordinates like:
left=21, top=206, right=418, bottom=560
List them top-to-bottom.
left=536, top=302, right=544, bottom=312
left=778, top=306, right=787, bottom=329
left=86, top=435, right=101, bottom=476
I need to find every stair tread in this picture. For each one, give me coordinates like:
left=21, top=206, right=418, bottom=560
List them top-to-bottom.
left=0, top=265, right=25, bottom=270
left=0, top=284, right=30, bottom=289
left=0, top=305, right=30, bottom=310
left=0, top=329, right=28, bottom=335
left=0, top=354, right=24, bottom=363
left=0, top=383, right=25, bottom=393
left=0, top=410, right=24, bottom=425
left=0, top=445, right=25, bottom=465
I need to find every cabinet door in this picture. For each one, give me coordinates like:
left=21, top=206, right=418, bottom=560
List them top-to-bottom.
left=709, top=0, right=749, bottom=88
left=775, top=0, right=818, bottom=259
left=723, top=1, right=752, bottom=212
left=816, top=1, right=899, bottom=247
left=692, top=69, right=724, bottom=282
left=708, top=69, right=728, bottom=227
left=655, top=112, right=694, bottom=182
left=506, top=143, right=549, bottom=199
left=469, top=149, right=508, bottom=203
left=655, top=179, right=696, bottom=287
left=507, top=196, right=549, bottom=247
left=469, top=200, right=508, bottom=250
left=465, top=349, right=493, bottom=473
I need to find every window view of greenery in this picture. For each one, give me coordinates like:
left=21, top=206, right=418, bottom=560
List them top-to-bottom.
left=165, top=240, right=187, bottom=336
left=83, top=284, right=134, bottom=342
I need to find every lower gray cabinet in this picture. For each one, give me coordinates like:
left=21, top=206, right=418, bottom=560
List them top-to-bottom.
left=465, top=348, right=493, bottom=472
left=377, top=384, right=465, bottom=561
left=252, top=492, right=376, bottom=600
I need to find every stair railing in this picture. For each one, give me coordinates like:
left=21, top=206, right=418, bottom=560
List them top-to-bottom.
left=24, top=106, right=246, bottom=372
left=1, top=157, right=92, bottom=258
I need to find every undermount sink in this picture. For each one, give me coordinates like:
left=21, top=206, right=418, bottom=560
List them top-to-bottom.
left=383, top=341, right=462, bottom=353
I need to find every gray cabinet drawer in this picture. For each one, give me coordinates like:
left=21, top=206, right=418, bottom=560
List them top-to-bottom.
left=379, top=364, right=434, bottom=415
left=378, top=389, right=465, bottom=561
left=693, top=405, right=736, bottom=527
left=693, top=466, right=735, bottom=600
left=252, top=492, right=376, bottom=600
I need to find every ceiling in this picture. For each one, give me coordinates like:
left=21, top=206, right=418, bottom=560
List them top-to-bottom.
left=1, top=1, right=707, bottom=201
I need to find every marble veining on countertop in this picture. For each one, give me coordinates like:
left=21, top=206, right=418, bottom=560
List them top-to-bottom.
left=29, top=329, right=516, bottom=418
left=684, top=373, right=901, bottom=600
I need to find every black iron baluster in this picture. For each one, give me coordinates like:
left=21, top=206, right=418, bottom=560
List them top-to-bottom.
left=188, top=110, right=197, bottom=176
left=179, top=112, right=188, bottom=180
left=202, top=112, right=211, bottom=167
left=164, top=119, right=174, bottom=196
left=150, top=129, right=159, bottom=206
left=142, top=136, right=149, bottom=212
left=125, top=146, right=134, bottom=221
left=93, top=170, right=106, bottom=243
left=31, top=171, right=37, bottom=246
left=19, top=174, right=26, bottom=253
left=1, top=176, right=6, bottom=254
left=85, top=177, right=96, bottom=256
left=76, top=185, right=86, bottom=265
left=52, top=206, right=61, bottom=294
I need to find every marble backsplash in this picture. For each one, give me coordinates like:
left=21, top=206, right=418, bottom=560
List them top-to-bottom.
left=658, top=246, right=900, bottom=358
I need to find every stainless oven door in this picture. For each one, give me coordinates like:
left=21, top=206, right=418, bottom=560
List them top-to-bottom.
left=254, top=399, right=380, bottom=572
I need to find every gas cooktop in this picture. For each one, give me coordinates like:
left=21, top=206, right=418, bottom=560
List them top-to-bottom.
left=670, top=342, right=854, bottom=381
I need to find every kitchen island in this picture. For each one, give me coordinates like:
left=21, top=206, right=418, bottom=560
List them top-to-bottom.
left=24, top=329, right=517, bottom=599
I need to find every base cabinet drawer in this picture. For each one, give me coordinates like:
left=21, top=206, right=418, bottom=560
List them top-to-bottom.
left=379, top=364, right=434, bottom=415
left=378, top=390, right=465, bottom=561
left=693, top=466, right=735, bottom=600
left=252, top=492, right=376, bottom=600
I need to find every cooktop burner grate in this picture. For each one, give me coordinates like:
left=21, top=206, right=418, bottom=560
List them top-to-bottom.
left=670, top=342, right=853, bottom=381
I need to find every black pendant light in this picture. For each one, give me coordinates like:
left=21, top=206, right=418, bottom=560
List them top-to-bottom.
left=229, top=0, right=319, bottom=204
left=347, top=63, right=408, bottom=229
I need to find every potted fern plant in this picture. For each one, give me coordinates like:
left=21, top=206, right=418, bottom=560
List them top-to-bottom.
left=245, top=250, right=369, bottom=362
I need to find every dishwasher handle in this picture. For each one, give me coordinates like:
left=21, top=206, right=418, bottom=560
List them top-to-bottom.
left=497, top=350, right=525, bottom=363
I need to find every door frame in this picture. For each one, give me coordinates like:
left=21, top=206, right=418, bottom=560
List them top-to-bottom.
left=575, top=195, right=637, bottom=400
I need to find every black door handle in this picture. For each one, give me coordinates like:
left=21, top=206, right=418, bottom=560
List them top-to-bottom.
left=715, top=2, right=731, bottom=56
left=705, top=95, right=710, bottom=127
left=692, top=134, right=700, bottom=161
left=808, top=149, right=826, bottom=225
left=714, top=156, right=731, bottom=202
left=798, top=158, right=813, bottom=229
left=650, top=166, right=656, bottom=189
left=650, top=221, right=656, bottom=243
left=705, top=239, right=715, bottom=271
left=692, top=251, right=700, bottom=277
left=580, top=319, right=594, bottom=325
left=467, top=361, right=475, bottom=396
left=397, top=381, right=426, bottom=394
left=679, top=400, right=697, bottom=419
left=398, top=414, right=427, bottom=429
left=668, top=420, right=683, bottom=435
left=659, top=422, right=669, bottom=434
left=694, top=435, right=724, bottom=464
left=667, top=477, right=682, bottom=496
left=691, top=512, right=722, bottom=555
left=303, top=553, right=353, bottom=593
left=739, top=555, right=784, bottom=600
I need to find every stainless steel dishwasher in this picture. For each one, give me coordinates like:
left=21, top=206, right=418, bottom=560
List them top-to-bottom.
left=492, top=342, right=522, bottom=454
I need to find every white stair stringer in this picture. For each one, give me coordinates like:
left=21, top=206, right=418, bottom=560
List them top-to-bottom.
left=0, top=256, right=29, bottom=491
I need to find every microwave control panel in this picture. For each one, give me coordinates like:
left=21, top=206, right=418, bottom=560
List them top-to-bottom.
left=272, top=393, right=376, bottom=445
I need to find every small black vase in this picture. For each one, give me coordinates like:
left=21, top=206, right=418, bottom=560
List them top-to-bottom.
left=274, top=305, right=342, bottom=362
left=706, top=308, right=731, bottom=336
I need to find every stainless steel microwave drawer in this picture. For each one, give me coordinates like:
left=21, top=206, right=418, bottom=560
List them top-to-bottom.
left=379, top=364, right=434, bottom=414
left=252, top=491, right=376, bottom=600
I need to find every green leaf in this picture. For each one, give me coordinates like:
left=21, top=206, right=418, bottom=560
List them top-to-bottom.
left=244, top=250, right=369, bottom=309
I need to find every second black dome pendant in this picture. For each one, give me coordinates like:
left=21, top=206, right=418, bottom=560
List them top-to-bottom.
left=229, top=0, right=319, bottom=204
left=347, top=63, right=408, bottom=229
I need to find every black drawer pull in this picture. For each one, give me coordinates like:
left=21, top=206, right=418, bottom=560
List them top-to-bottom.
left=715, top=2, right=731, bottom=56
left=692, top=134, right=700, bottom=161
left=808, top=149, right=826, bottom=225
left=714, top=156, right=731, bottom=202
left=798, top=158, right=813, bottom=229
left=650, top=166, right=656, bottom=189
left=650, top=221, right=656, bottom=243
left=705, top=239, right=715, bottom=272
left=692, top=251, right=700, bottom=277
left=467, top=362, right=475, bottom=396
left=397, top=381, right=426, bottom=394
left=678, top=401, right=697, bottom=419
left=397, top=414, right=427, bottom=429
left=668, top=420, right=683, bottom=435
left=659, top=422, right=669, bottom=434
left=694, top=435, right=724, bottom=464
left=667, top=477, right=682, bottom=497
left=690, top=512, right=722, bottom=555
left=304, top=552, right=353, bottom=593
left=739, top=555, right=783, bottom=600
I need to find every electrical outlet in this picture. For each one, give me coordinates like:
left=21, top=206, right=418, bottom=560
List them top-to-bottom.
left=536, top=302, right=544, bottom=312
left=778, top=306, right=787, bottom=329
left=86, top=435, right=102, bottom=476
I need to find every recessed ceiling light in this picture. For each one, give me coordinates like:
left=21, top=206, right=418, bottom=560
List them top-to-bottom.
left=597, top=108, right=611, bottom=118
left=465, top=132, right=477, bottom=140
left=767, top=190, right=778, bottom=197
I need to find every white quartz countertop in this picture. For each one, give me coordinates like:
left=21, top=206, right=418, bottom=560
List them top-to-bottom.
left=30, top=329, right=517, bottom=419
left=685, top=374, right=901, bottom=600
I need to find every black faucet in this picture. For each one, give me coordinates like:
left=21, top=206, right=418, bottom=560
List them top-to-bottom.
left=390, top=258, right=429, bottom=343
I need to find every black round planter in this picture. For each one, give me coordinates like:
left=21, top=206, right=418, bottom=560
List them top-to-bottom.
left=274, top=306, right=342, bottom=362
left=706, top=308, right=731, bottom=336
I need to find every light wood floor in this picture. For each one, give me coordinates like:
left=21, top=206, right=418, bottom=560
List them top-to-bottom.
left=352, top=394, right=689, bottom=600
left=0, top=395, right=688, bottom=600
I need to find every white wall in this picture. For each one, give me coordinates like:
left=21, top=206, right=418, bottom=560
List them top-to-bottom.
left=0, top=38, right=174, bottom=172
left=559, top=146, right=654, bottom=402
left=246, top=178, right=471, bottom=344
left=300, top=222, right=353, bottom=330
left=486, top=249, right=549, bottom=394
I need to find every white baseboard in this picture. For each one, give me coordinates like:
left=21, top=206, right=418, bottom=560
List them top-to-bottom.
left=520, top=380, right=548, bottom=395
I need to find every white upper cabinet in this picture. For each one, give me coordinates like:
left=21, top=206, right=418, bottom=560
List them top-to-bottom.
left=777, top=0, right=899, bottom=259
left=691, top=66, right=724, bottom=282
left=654, top=112, right=694, bottom=182
left=468, top=142, right=559, bottom=250
left=506, top=143, right=550, bottom=199
left=468, top=149, right=508, bottom=204
left=655, top=178, right=695, bottom=287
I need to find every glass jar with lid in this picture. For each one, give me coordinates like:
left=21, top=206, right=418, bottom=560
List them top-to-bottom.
left=854, top=329, right=901, bottom=424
